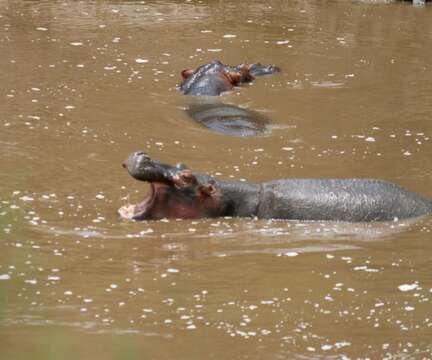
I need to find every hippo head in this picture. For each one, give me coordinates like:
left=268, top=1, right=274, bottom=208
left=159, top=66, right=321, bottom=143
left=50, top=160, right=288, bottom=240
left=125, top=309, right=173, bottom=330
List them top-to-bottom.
left=180, top=60, right=255, bottom=95
left=181, top=60, right=254, bottom=83
left=179, top=61, right=280, bottom=96
left=119, top=151, right=223, bottom=220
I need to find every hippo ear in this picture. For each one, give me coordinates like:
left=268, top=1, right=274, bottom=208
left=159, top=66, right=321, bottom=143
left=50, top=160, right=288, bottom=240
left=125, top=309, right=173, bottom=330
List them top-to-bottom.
left=238, top=64, right=254, bottom=82
left=226, top=67, right=253, bottom=85
left=181, top=69, right=194, bottom=79
left=226, top=71, right=243, bottom=85
left=199, top=180, right=217, bottom=197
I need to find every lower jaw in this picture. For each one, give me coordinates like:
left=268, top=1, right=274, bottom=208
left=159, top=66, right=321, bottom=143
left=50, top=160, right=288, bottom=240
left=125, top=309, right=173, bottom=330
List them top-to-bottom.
left=118, top=203, right=139, bottom=220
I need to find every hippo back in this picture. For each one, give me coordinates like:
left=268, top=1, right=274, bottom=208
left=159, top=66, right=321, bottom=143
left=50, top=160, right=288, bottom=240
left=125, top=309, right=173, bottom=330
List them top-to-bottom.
left=180, top=75, right=231, bottom=96
left=186, top=102, right=270, bottom=137
left=257, top=179, right=432, bottom=222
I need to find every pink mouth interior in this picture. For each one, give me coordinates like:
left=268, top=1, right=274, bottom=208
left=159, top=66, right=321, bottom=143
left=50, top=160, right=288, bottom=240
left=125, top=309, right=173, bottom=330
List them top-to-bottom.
left=119, top=182, right=165, bottom=220
left=133, top=183, right=156, bottom=215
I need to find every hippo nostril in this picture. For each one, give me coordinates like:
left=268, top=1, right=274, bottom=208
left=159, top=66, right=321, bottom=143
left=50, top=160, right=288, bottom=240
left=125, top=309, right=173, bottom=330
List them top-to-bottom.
left=134, top=151, right=151, bottom=161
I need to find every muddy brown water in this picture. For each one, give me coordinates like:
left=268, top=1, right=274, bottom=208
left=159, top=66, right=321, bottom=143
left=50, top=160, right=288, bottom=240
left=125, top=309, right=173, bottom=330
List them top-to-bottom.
left=1, top=1, right=432, bottom=359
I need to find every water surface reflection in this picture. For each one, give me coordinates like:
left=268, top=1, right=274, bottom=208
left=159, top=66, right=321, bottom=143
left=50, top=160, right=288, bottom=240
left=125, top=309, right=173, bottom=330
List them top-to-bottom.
left=1, top=0, right=432, bottom=358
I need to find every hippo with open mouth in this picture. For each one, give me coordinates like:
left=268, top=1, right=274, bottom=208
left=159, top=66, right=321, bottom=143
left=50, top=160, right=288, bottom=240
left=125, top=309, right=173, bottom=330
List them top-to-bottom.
left=179, top=60, right=280, bottom=96
left=119, top=152, right=432, bottom=222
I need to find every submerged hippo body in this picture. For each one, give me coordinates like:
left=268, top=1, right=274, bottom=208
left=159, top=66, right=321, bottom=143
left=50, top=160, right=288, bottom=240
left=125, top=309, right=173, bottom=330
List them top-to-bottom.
left=179, top=60, right=280, bottom=96
left=180, top=60, right=279, bottom=135
left=185, top=102, right=271, bottom=137
left=119, top=152, right=432, bottom=222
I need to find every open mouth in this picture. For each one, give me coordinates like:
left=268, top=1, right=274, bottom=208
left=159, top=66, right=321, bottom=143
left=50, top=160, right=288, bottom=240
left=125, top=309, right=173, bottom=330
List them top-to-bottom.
left=119, top=182, right=165, bottom=220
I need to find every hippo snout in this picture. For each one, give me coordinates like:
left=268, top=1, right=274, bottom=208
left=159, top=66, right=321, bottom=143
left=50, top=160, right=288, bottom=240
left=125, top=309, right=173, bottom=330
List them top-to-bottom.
left=122, top=151, right=148, bottom=173
left=123, top=151, right=179, bottom=184
left=123, top=151, right=149, bottom=165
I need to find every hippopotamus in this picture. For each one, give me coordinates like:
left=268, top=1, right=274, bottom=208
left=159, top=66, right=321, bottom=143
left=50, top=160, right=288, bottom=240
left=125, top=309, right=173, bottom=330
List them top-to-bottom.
left=179, top=60, right=280, bottom=96
left=185, top=102, right=271, bottom=137
left=119, top=152, right=432, bottom=222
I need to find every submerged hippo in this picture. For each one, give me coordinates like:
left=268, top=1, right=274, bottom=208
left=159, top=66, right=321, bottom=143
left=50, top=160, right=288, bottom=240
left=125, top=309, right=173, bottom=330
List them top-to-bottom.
left=179, top=60, right=280, bottom=96
left=185, top=102, right=271, bottom=137
left=119, top=152, right=432, bottom=222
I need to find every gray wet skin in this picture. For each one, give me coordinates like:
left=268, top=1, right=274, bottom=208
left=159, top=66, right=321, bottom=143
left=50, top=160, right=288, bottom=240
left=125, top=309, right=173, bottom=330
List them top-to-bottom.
left=179, top=60, right=280, bottom=96
left=179, top=60, right=279, bottom=136
left=185, top=102, right=271, bottom=137
left=121, top=152, right=432, bottom=222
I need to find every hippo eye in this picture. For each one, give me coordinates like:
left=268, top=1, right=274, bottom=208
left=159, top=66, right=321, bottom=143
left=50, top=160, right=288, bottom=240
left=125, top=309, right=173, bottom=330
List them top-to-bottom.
left=173, top=170, right=197, bottom=189
left=180, top=171, right=194, bottom=183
